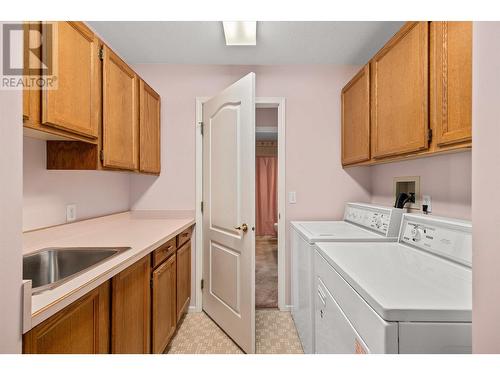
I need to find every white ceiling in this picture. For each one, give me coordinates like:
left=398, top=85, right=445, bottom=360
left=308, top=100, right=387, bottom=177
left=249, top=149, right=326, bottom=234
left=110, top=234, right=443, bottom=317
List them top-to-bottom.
left=87, top=21, right=404, bottom=65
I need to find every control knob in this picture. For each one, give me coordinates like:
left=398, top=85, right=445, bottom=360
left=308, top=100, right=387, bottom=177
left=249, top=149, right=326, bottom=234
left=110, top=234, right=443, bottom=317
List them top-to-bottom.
left=411, top=226, right=423, bottom=242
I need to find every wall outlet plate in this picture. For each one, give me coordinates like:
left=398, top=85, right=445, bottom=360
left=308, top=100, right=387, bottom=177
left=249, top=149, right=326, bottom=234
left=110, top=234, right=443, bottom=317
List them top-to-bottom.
left=422, top=195, right=432, bottom=213
left=66, top=204, right=76, bottom=222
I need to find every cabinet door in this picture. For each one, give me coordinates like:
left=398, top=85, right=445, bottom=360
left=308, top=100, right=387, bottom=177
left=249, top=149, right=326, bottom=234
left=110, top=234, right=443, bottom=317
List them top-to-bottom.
left=431, top=21, right=472, bottom=147
left=23, top=22, right=41, bottom=126
left=42, top=22, right=99, bottom=139
left=371, top=22, right=429, bottom=158
left=23, top=23, right=33, bottom=122
left=102, top=45, right=139, bottom=170
left=341, top=65, right=370, bottom=166
left=139, top=80, right=161, bottom=174
left=176, top=240, right=191, bottom=322
left=152, top=254, right=177, bottom=354
left=111, top=256, right=151, bottom=354
left=23, top=281, right=110, bottom=354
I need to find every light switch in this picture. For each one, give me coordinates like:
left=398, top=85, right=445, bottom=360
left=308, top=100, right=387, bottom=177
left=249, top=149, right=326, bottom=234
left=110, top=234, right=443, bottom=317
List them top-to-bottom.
left=288, top=191, right=297, bottom=204
left=66, top=204, right=77, bottom=222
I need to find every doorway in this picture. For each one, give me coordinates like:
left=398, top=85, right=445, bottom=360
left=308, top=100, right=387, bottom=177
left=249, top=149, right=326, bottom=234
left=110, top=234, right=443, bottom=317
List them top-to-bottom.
left=195, top=96, right=286, bottom=313
left=255, top=105, right=279, bottom=308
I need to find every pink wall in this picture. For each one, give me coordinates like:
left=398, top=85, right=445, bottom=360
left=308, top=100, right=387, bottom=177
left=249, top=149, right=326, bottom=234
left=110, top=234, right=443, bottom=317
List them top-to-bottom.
left=0, top=22, right=23, bottom=353
left=472, top=22, right=500, bottom=353
left=130, top=64, right=372, bottom=305
left=23, top=137, right=131, bottom=231
left=371, top=152, right=472, bottom=220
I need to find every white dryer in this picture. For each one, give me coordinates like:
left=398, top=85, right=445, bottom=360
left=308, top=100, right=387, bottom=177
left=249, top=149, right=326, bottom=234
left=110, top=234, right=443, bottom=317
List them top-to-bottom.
left=290, top=203, right=404, bottom=354
left=314, top=214, right=472, bottom=354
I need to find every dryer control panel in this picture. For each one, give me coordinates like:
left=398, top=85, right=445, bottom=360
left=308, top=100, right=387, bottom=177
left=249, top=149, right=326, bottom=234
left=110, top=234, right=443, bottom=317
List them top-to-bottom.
left=344, top=203, right=404, bottom=238
left=400, top=215, right=472, bottom=266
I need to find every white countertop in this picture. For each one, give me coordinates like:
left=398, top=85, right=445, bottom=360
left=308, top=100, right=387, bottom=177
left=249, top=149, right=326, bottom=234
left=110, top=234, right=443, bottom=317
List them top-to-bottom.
left=22, top=211, right=195, bottom=331
left=315, top=241, right=472, bottom=322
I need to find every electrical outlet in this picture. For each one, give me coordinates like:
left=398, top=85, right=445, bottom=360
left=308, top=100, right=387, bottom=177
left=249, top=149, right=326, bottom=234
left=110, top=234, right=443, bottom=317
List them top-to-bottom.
left=288, top=191, right=297, bottom=204
left=422, top=195, right=432, bottom=213
left=66, top=204, right=77, bottom=222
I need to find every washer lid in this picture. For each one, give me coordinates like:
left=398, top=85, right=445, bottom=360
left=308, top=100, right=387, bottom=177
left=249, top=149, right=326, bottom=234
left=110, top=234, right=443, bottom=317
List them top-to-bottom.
left=291, top=221, right=394, bottom=244
left=315, top=241, right=472, bottom=322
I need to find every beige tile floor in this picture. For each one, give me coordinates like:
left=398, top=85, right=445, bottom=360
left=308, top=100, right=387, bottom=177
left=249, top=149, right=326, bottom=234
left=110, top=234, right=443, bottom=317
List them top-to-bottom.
left=166, top=309, right=304, bottom=354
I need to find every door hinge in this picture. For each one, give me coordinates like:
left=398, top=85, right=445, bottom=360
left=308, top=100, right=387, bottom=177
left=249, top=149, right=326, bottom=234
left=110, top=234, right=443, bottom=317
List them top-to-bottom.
left=98, top=48, right=104, bottom=61
left=199, top=122, right=204, bottom=136
left=428, top=128, right=433, bottom=143
left=99, top=149, right=104, bottom=162
left=200, top=201, right=204, bottom=213
left=150, top=278, right=153, bottom=289
left=201, top=279, right=204, bottom=290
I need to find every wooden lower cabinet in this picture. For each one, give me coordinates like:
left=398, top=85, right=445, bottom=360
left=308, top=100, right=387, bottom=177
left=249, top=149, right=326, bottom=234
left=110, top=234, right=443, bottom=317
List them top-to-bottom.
left=23, top=226, right=193, bottom=354
left=176, top=240, right=191, bottom=322
left=151, top=253, right=177, bottom=354
left=111, top=256, right=151, bottom=354
left=23, top=281, right=110, bottom=354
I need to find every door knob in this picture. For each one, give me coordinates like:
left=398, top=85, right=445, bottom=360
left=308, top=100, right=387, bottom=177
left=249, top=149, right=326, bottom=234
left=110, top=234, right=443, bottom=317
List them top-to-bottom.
left=235, top=223, right=248, bottom=232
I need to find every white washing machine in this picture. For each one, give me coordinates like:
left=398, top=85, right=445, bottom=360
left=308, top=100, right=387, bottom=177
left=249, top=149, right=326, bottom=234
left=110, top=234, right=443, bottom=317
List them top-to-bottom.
left=290, top=203, right=404, bottom=354
left=314, top=214, right=472, bottom=354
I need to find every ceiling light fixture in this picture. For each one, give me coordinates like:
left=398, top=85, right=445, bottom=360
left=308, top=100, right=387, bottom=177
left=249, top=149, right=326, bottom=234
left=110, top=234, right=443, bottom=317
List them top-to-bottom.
left=222, top=21, right=256, bottom=46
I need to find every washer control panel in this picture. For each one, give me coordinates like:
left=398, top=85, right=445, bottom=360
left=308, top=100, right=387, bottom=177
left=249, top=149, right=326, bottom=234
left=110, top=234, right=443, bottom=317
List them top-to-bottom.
left=344, top=205, right=391, bottom=235
left=400, top=217, right=472, bottom=266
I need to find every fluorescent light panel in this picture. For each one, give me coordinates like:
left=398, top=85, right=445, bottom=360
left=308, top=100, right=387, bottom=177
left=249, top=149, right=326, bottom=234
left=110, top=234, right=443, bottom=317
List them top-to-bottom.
left=223, top=21, right=256, bottom=46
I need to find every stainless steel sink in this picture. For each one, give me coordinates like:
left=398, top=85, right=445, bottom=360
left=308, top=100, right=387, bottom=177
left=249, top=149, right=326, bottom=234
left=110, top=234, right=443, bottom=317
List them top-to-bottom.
left=23, top=247, right=131, bottom=294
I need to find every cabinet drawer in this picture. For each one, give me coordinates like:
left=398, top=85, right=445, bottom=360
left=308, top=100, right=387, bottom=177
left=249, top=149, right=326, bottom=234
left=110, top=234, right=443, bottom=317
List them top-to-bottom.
left=177, top=226, right=193, bottom=248
left=152, top=237, right=177, bottom=268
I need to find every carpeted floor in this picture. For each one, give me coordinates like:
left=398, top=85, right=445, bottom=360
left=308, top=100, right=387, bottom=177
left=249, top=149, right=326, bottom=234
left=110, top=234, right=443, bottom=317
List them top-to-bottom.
left=256, top=235, right=278, bottom=308
left=165, top=309, right=303, bottom=354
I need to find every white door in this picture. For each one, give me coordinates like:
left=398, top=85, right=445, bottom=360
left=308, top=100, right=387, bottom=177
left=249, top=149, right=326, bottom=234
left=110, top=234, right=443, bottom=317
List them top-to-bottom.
left=202, top=73, right=256, bottom=353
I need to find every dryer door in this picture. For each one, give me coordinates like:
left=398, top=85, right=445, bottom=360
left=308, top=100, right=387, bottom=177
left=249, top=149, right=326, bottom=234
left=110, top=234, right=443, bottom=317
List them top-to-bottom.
left=315, top=277, right=370, bottom=354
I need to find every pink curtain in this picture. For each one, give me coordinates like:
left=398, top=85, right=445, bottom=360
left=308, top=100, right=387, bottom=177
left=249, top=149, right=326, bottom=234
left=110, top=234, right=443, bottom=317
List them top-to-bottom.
left=256, top=156, right=278, bottom=236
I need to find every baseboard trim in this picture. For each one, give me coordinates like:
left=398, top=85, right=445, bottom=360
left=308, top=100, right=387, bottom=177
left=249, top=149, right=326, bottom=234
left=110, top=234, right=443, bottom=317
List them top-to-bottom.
left=279, top=304, right=292, bottom=312
left=188, top=306, right=202, bottom=313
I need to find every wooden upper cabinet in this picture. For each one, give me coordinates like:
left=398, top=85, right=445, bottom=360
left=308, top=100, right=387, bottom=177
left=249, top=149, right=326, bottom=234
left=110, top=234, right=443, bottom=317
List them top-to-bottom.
left=430, top=21, right=472, bottom=148
left=23, top=22, right=42, bottom=128
left=42, top=22, right=99, bottom=139
left=371, top=22, right=430, bottom=159
left=23, top=23, right=34, bottom=122
left=102, top=45, right=139, bottom=171
left=341, top=65, right=370, bottom=166
left=139, top=80, right=161, bottom=174
left=176, top=240, right=191, bottom=322
left=152, top=253, right=177, bottom=354
left=111, top=256, right=151, bottom=354
left=23, top=281, right=110, bottom=354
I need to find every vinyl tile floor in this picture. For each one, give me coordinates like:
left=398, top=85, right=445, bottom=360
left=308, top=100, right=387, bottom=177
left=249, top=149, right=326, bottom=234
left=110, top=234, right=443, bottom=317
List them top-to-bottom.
left=165, top=309, right=303, bottom=354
